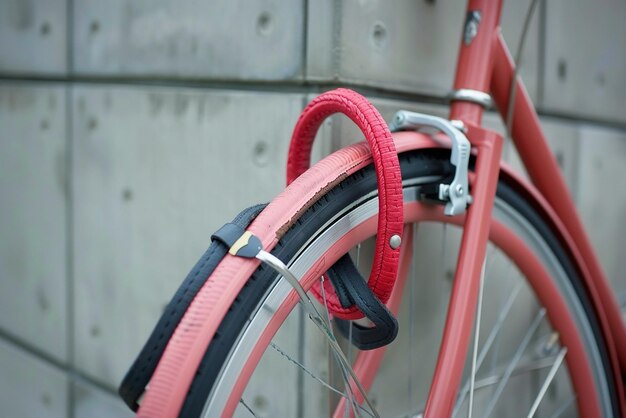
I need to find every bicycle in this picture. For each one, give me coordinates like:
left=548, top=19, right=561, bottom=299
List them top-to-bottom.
left=119, top=0, right=626, bottom=416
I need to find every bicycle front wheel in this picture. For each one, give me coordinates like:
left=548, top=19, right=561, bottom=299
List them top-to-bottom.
left=142, top=146, right=617, bottom=418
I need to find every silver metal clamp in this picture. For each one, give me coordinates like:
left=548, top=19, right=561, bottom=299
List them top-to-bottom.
left=448, top=89, right=493, bottom=108
left=389, top=110, right=472, bottom=216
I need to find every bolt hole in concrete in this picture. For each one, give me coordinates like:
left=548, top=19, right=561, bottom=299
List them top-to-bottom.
left=257, top=12, right=273, bottom=36
left=89, top=20, right=100, bottom=35
left=40, top=21, right=51, bottom=36
left=371, top=22, right=388, bottom=48
left=557, top=58, right=567, bottom=81
left=88, top=117, right=98, bottom=130
left=253, top=141, right=269, bottom=167
left=555, top=151, right=564, bottom=168
left=593, top=157, right=603, bottom=170
left=122, top=188, right=133, bottom=202
left=37, top=288, right=50, bottom=312
left=90, top=325, right=101, bottom=337
left=253, top=395, right=269, bottom=417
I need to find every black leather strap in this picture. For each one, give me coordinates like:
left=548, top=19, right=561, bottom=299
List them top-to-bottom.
left=118, top=203, right=267, bottom=411
left=211, top=222, right=246, bottom=248
left=326, top=254, right=399, bottom=350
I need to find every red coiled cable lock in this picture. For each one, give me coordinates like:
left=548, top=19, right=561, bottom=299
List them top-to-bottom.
left=286, top=88, right=404, bottom=319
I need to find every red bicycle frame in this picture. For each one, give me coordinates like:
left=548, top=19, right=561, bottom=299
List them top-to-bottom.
left=425, top=0, right=626, bottom=416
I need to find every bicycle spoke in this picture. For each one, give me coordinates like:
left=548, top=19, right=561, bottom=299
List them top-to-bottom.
left=408, top=223, right=417, bottom=411
left=348, top=242, right=361, bottom=364
left=347, top=244, right=360, bottom=417
left=256, top=250, right=380, bottom=418
left=468, top=259, right=487, bottom=418
left=320, top=276, right=359, bottom=418
left=320, top=276, right=333, bottom=326
left=453, top=280, right=523, bottom=416
left=476, top=280, right=521, bottom=368
left=481, top=308, right=546, bottom=418
left=346, top=322, right=355, bottom=418
left=337, top=340, right=360, bottom=417
left=269, top=341, right=376, bottom=418
left=270, top=342, right=344, bottom=399
left=526, top=347, right=568, bottom=418
left=469, top=353, right=563, bottom=391
left=548, top=395, right=576, bottom=418
left=239, top=398, right=261, bottom=418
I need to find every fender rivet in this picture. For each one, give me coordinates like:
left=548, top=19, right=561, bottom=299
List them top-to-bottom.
left=389, top=234, right=402, bottom=249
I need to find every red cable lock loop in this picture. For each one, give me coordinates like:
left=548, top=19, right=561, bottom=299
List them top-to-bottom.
left=286, top=88, right=404, bottom=319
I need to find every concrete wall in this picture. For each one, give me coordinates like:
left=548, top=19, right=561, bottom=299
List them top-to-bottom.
left=0, top=0, right=625, bottom=416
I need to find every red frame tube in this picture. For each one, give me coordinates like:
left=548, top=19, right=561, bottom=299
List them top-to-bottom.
left=426, top=0, right=626, bottom=415
left=449, top=0, right=503, bottom=125
left=425, top=1, right=507, bottom=416
left=490, top=32, right=626, bottom=411
left=490, top=33, right=626, bottom=370
left=424, top=127, right=503, bottom=417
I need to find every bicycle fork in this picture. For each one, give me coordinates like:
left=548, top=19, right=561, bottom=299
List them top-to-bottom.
left=390, top=109, right=504, bottom=416
left=424, top=124, right=503, bottom=417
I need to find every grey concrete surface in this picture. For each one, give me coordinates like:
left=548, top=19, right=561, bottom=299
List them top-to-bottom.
left=0, top=0, right=68, bottom=75
left=73, top=0, right=305, bottom=80
left=543, top=0, right=626, bottom=123
left=0, top=1, right=625, bottom=416
left=0, top=84, right=68, bottom=362
left=0, top=338, right=69, bottom=418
